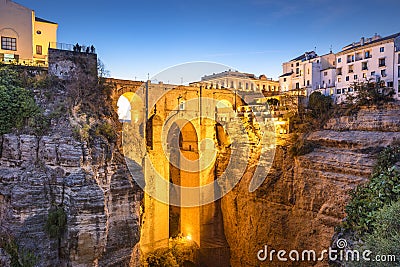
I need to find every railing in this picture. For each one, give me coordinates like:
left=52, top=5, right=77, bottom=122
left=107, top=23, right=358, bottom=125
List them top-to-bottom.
left=49, top=42, right=96, bottom=54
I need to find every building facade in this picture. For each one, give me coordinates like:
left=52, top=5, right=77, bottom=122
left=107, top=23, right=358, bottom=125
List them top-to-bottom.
left=0, top=0, right=57, bottom=66
left=335, top=33, right=400, bottom=101
left=279, top=51, right=336, bottom=97
left=190, top=70, right=280, bottom=94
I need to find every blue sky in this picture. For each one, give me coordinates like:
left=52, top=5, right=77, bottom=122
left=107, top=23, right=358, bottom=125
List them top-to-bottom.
left=15, top=0, right=400, bottom=81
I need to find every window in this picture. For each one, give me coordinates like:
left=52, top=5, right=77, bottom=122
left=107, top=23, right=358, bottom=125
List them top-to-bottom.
left=1, top=37, right=16, bottom=51
left=36, top=45, right=42, bottom=55
left=380, top=47, right=384, bottom=52
left=365, top=51, right=371, bottom=58
left=347, top=55, right=354, bottom=63
left=338, top=58, right=342, bottom=63
left=379, top=58, right=386, bottom=67
left=296, top=62, right=299, bottom=67
left=362, top=62, right=368, bottom=70
left=291, top=63, right=293, bottom=67
left=348, top=65, right=354, bottom=73
left=398, top=66, right=400, bottom=78
left=296, top=68, right=299, bottom=75
left=337, top=68, right=342, bottom=75
left=307, top=69, right=310, bottom=74
left=381, top=69, right=387, bottom=77
left=324, top=71, right=328, bottom=76
left=371, top=71, right=376, bottom=76
left=363, top=73, right=367, bottom=78
left=354, top=75, right=358, bottom=80
left=346, top=76, right=350, bottom=81
left=283, top=78, right=287, bottom=82
left=306, top=80, right=310, bottom=86
left=230, top=81, right=234, bottom=88
left=387, top=81, right=393, bottom=87
left=238, top=82, right=242, bottom=89
left=295, top=82, right=300, bottom=89
left=246, top=83, right=249, bottom=90
left=263, top=85, right=266, bottom=90
left=268, top=85, right=271, bottom=91
left=342, top=88, right=346, bottom=93
left=348, top=88, right=353, bottom=92
left=336, top=89, right=342, bottom=94
left=179, top=101, right=185, bottom=110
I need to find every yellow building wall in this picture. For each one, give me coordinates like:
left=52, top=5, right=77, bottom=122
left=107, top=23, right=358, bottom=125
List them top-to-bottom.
left=0, top=0, right=33, bottom=61
left=0, top=0, right=57, bottom=64
left=33, top=20, right=58, bottom=62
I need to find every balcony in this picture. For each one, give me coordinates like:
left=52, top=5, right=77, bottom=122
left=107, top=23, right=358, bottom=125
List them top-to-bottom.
left=49, top=42, right=96, bottom=54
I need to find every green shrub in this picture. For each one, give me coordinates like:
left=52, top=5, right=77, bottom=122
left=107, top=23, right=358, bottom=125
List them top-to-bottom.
left=0, top=65, right=45, bottom=135
left=308, top=91, right=332, bottom=118
left=95, top=122, right=115, bottom=141
left=342, top=146, right=400, bottom=234
left=351, top=201, right=400, bottom=266
left=45, top=206, right=67, bottom=239
left=0, top=234, right=37, bottom=267
left=145, top=236, right=199, bottom=267
left=146, top=248, right=178, bottom=267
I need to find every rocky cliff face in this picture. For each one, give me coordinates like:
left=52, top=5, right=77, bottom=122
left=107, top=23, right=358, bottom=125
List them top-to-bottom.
left=0, top=62, right=143, bottom=266
left=221, top=104, right=400, bottom=266
left=0, top=132, right=142, bottom=266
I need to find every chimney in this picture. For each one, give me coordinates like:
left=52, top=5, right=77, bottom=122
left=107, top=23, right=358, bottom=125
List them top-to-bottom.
left=372, top=33, right=381, bottom=41
left=360, top=37, right=365, bottom=46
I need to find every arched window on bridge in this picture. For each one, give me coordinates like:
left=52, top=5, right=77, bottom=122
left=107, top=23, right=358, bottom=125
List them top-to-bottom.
left=117, top=95, right=131, bottom=122
left=146, top=114, right=162, bottom=150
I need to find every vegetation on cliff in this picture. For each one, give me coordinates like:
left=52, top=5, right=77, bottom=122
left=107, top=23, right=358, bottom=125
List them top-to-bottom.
left=0, top=65, right=43, bottom=135
left=333, top=145, right=400, bottom=266
left=343, top=145, right=400, bottom=233
left=45, top=206, right=67, bottom=239
left=0, top=233, right=37, bottom=267
left=145, top=236, right=199, bottom=267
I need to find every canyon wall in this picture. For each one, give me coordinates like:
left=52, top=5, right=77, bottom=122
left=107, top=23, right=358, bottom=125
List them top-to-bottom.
left=0, top=57, right=143, bottom=266
left=221, top=104, right=400, bottom=266
left=0, top=133, right=142, bottom=267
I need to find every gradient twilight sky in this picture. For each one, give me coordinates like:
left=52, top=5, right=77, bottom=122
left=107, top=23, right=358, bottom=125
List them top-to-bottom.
left=14, top=0, right=400, bottom=81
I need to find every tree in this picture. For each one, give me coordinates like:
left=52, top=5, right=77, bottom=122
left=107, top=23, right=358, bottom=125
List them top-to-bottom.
left=0, top=65, right=41, bottom=134
left=345, top=80, right=395, bottom=106
left=308, top=91, right=332, bottom=118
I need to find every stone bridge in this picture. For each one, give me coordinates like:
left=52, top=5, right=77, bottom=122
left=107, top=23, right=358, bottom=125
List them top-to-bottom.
left=106, top=78, right=267, bottom=266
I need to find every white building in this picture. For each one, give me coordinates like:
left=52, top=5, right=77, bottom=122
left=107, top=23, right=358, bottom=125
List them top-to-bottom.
left=0, top=0, right=58, bottom=66
left=335, top=33, right=400, bottom=101
left=279, top=51, right=336, bottom=98
left=190, top=70, right=280, bottom=94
